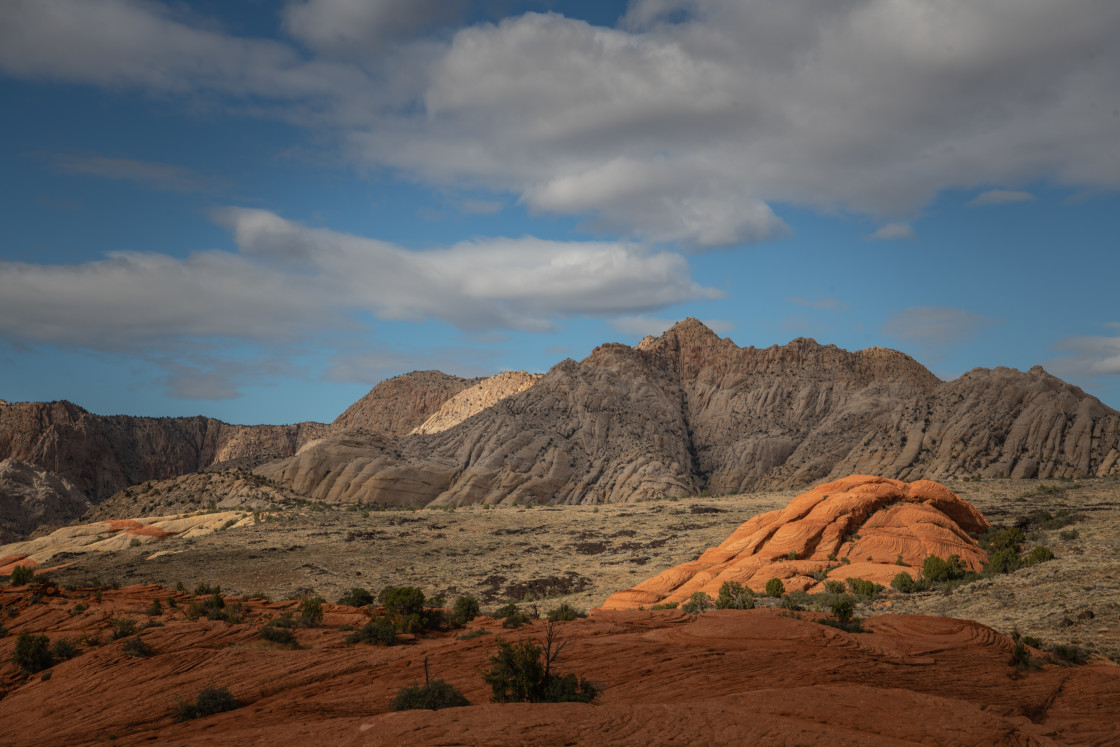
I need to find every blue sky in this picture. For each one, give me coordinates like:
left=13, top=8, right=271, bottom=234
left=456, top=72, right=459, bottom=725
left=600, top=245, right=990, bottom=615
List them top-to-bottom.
left=1, top=0, right=1118, bottom=424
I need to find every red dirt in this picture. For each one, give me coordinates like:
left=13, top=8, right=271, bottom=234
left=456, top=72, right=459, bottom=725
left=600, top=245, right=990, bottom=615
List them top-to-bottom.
left=601, top=474, right=990, bottom=609
left=1, top=583, right=1118, bottom=745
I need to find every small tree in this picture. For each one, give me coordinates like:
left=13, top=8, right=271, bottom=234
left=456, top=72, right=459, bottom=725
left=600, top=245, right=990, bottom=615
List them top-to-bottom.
left=9, top=565, right=36, bottom=586
left=765, top=578, right=785, bottom=597
left=715, top=581, right=754, bottom=610
left=337, top=587, right=374, bottom=607
left=681, top=592, right=713, bottom=614
left=450, top=595, right=480, bottom=627
left=299, top=597, right=324, bottom=628
left=831, top=599, right=854, bottom=624
left=482, top=623, right=597, bottom=704
left=13, top=632, right=53, bottom=673
left=175, top=686, right=239, bottom=721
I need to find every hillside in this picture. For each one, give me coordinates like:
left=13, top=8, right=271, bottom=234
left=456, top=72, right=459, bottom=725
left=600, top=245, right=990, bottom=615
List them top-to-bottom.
left=259, top=320, right=1120, bottom=507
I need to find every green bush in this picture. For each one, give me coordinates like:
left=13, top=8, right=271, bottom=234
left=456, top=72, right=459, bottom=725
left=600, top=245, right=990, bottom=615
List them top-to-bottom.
left=985, top=527, right=1025, bottom=554
left=1059, top=529, right=1079, bottom=541
left=1026, top=546, right=1055, bottom=565
left=987, top=547, right=1021, bottom=574
left=921, top=554, right=966, bottom=582
left=9, top=565, right=36, bottom=585
left=890, top=572, right=915, bottom=593
left=764, top=578, right=785, bottom=597
left=845, top=578, right=881, bottom=598
left=823, top=580, right=846, bottom=595
left=715, top=581, right=754, bottom=610
left=193, top=583, right=221, bottom=596
left=337, top=587, right=374, bottom=607
left=379, top=587, right=426, bottom=618
left=778, top=591, right=807, bottom=611
left=681, top=592, right=713, bottom=614
left=450, top=595, right=480, bottom=627
left=299, top=597, right=325, bottom=627
left=146, top=598, right=163, bottom=616
left=831, top=599, right=854, bottom=624
left=650, top=601, right=678, bottom=610
left=546, top=602, right=587, bottom=622
left=501, top=611, right=531, bottom=629
left=111, top=618, right=137, bottom=639
left=346, top=619, right=397, bottom=646
left=259, top=622, right=298, bottom=646
left=12, top=632, right=53, bottom=673
left=122, top=636, right=154, bottom=658
left=482, top=637, right=597, bottom=704
left=50, top=638, right=78, bottom=661
left=1049, top=643, right=1089, bottom=666
left=391, top=679, right=470, bottom=711
left=175, top=686, right=239, bottom=721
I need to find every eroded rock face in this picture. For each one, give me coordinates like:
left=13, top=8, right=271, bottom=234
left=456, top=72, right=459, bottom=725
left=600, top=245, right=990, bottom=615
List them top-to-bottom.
left=260, top=319, right=1120, bottom=507
left=331, top=370, right=481, bottom=436
left=411, top=371, right=541, bottom=435
left=0, top=400, right=327, bottom=501
left=0, top=458, right=91, bottom=543
left=599, top=475, right=990, bottom=609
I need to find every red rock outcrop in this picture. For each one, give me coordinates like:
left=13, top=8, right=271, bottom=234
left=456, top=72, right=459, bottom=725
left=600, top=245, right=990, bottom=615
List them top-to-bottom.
left=601, top=475, right=990, bottom=609
left=1, top=583, right=1117, bottom=745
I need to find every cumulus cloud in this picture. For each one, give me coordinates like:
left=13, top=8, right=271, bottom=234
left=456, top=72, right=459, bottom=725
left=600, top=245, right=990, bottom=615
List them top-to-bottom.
left=4, top=0, right=1120, bottom=248
left=47, top=154, right=229, bottom=193
left=969, top=189, right=1037, bottom=206
left=0, top=208, right=720, bottom=351
left=869, top=223, right=914, bottom=241
left=883, top=306, right=1001, bottom=347
left=1050, top=324, right=1120, bottom=378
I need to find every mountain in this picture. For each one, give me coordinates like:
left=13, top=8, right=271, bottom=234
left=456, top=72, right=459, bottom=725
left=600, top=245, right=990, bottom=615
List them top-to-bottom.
left=257, top=319, right=1120, bottom=507
left=331, top=370, right=481, bottom=435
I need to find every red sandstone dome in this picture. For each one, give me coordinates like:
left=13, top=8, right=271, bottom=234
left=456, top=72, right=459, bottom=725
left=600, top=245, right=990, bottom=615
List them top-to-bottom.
left=600, top=475, right=990, bottom=610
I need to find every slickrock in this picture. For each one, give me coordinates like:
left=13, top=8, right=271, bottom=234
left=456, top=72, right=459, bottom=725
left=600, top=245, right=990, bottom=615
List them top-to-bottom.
left=259, top=319, right=1120, bottom=508
left=331, top=370, right=481, bottom=435
left=410, top=371, right=541, bottom=435
left=0, top=458, right=91, bottom=543
left=600, top=475, right=990, bottom=609
left=0, top=511, right=252, bottom=571
left=1, top=584, right=1118, bottom=745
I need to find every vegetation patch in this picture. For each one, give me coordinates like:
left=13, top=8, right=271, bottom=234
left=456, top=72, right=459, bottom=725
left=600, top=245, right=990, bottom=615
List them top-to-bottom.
left=175, top=686, right=239, bottom=721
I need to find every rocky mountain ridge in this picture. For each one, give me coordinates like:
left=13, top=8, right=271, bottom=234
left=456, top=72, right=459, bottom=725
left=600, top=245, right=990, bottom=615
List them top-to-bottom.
left=258, top=320, right=1120, bottom=507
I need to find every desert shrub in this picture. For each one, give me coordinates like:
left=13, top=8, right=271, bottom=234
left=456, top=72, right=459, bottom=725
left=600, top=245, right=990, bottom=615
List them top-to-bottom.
left=985, top=527, right=1025, bottom=554
left=1059, top=529, right=1079, bottom=541
left=129, top=537, right=142, bottom=548
left=1026, top=546, right=1055, bottom=565
left=987, top=547, right=1022, bottom=574
left=921, top=554, right=966, bottom=583
left=9, top=565, right=36, bottom=586
left=891, top=572, right=915, bottom=593
left=765, top=578, right=785, bottom=597
left=845, top=578, right=882, bottom=598
left=823, top=580, right=846, bottom=595
left=715, top=581, right=755, bottom=610
left=193, top=582, right=220, bottom=596
left=337, top=587, right=374, bottom=607
left=379, top=587, right=426, bottom=618
left=779, top=591, right=807, bottom=611
left=681, top=592, right=713, bottom=614
left=450, top=595, right=480, bottom=627
left=299, top=597, right=325, bottom=628
left=146, top=598, right=163, bottom=616
left=831, top=599, right=854, bottom=624
left=224, top=601, right=245, bottom=624
left=650, top=601, right=679, bottom=610
left=546, top=602, right=587, bottom=622
left=72, top=603, right=88, bottom=615
left=501, top=611, right=531, bottom=629
left=111, top=618, right=137, bottom=639
left=346, top=619, right=396, bottom=646
left=259, top=622, right=297, bottom=646
left=456, top=629, right=489, bottom=641
left=12, top=632, right=53, bottom=673
left=482, top=635, right=597, bottom=704
left=122, top=636, right=154, bottom=658
left=50, top=638, right=78, bottom=661
left=1009, top=639, right=1032, bottom=669
left=1049, top=644, right=1089, bottom=666
left=391, top=679, right=470, bottom=711
left=175, top=686, right=239, bottom=721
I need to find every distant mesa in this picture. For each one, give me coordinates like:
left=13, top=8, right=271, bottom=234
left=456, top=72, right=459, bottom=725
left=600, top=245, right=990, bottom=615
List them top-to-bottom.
left=600, top=475, right=990, bottom=610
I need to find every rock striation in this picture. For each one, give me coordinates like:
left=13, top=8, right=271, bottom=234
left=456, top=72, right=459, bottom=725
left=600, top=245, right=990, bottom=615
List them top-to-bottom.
left=259, top=319, right=1120, bottom=507
left=331, top=370, right=481, bottom=436
left=411, top=371, right=541, bottom=435
left=0, top=399, right=328, bottom=502
left=0, top=458, right=91, bottom=543
left=600, top=475, right=990, bottom=609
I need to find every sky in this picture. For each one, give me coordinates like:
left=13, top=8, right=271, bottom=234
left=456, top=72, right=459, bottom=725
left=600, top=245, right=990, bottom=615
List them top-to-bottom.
left=1, top=0, right=1118, bottom=425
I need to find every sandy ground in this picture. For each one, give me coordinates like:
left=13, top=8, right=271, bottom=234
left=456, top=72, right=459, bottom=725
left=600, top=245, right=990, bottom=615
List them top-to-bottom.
left=46, top=476, right=1120, bottom=662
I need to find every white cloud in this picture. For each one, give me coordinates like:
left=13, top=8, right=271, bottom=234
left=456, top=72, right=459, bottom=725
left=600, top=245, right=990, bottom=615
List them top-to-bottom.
left=4, top=1, right=1120, bottom=248
left=47, top=154, right=229, bottom=193
left=969, top=189, right=1037, bottom=206
left=458, top=199, right=503, bottom=215
left=0, top=208, right=720, bottom=350
left=869, top=222, right=914, bottom=241
left=883, top=306, right=1000, bottom=347
left=609, top=315, right=733, bottom=338
left=1050, top=325, right=1120, bottom=378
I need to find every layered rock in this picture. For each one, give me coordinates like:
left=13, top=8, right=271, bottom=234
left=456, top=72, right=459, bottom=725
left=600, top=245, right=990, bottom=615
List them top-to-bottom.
left=260, top=319, right=1120, bottom=507
left=331, top=370, right=481, bottom=435
left=411, top=371, right=541, bottom=435
left=0, top=400, right=328, bottom=501
left=0, top=458, right=91, bottom=543
left=601, top=475, right=990, bottom=609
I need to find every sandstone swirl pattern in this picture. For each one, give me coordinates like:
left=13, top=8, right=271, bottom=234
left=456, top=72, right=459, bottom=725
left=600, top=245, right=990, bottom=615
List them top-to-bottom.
left=600, top=475, right=990, bottom=610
